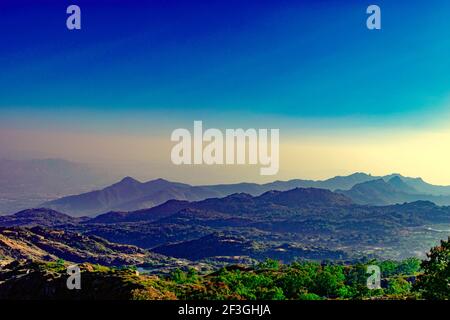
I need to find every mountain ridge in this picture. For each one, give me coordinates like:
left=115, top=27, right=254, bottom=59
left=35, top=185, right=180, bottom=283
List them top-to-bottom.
left=42, top=172, right=450, bottom=216
left=2, top=186, right=450, bottom=261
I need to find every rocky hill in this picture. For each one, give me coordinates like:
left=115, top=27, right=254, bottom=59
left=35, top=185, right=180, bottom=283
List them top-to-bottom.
left=0, top=226, right=147, bottom=266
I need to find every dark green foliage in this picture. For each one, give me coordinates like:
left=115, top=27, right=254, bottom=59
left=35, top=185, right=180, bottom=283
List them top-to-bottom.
left=415, top=237, right=450, bottom=300
left=0, top=257, right=430, bottom=300
left=379, top=257, right=421, bottom=277
left=396, top=257, right=421, bottom=275
left=33, top=258, right=420, bottom=300
left=166, top=259, right=417, bottom=300
left=257, top=259, right=280, bottom=270
left=170, top=268, right=199, bottom=284
left=386, top=277, right=412, bottom=295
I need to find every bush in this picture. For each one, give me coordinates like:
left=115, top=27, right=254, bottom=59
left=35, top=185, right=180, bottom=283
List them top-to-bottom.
left=386, top=277, right=411, bottom=295
left=298, top=293, right=323, bottom=300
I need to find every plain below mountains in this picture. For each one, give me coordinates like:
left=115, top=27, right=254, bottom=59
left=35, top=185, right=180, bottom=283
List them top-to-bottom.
left=0, top=158, right=114, bottom=215
left=43, top=173, right=450, bottom=216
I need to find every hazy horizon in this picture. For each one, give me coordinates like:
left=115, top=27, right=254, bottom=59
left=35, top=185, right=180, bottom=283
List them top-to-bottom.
left=1, top=156, right=449, bottom=188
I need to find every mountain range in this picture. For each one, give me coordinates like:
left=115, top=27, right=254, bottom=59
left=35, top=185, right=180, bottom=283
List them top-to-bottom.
left=2, top=168, right=450, bottom=263
left=42, top=173, right=450, bottom=216
left=338, top=177, right=450, bottom=206
left=2, top=186, right=449, bottom=261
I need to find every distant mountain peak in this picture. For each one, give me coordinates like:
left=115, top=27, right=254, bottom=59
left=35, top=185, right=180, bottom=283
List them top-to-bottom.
left=348, top=172, right=373, bottom=178
left=389, top=173, right=403, bottom=177
left=118, top=176, right=141, bottom=184
left=387, top=176, right=418, bottom=193
left=387, top=176, right=405, bottom=186
left=145, top=178, right=174, bottom=186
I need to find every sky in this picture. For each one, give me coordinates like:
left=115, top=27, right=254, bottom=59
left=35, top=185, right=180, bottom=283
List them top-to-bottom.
left=1, top=0, right=450, bottom=184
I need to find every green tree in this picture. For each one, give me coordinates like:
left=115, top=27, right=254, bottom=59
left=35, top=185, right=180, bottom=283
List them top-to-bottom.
left=415, top=237, right=450, bottom=299
left=396, top=257, right=421, bottom=275
left=258, top=259, right=280, bottom=270
left=379, top=260, right=398, bottom=277
left=276, top=262, right=320, bottom=298
left=313, top=265, right=347, bottom=298
left=170, top=268, right=198, bottom=284
left=386, top=277, right=411, bottom=295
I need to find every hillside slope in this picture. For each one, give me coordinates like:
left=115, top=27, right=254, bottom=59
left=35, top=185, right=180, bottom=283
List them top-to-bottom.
left=0, top=226, right=147, bottom=266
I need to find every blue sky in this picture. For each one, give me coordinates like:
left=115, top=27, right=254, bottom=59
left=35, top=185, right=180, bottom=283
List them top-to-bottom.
left=1, top=1, right=450, bottom=183
left=1, top=1, right=449, bottom=122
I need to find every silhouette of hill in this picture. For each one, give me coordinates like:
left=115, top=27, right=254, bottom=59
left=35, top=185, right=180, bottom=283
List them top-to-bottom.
left=44, top=172, right=450, bottom=216
left=42, top=173, right=375, bottom=216
left=43, top=177, right=222, bottom=216
left=88, top=188, right=353, bottom=224
left=0, top=208, right=86, bottom=227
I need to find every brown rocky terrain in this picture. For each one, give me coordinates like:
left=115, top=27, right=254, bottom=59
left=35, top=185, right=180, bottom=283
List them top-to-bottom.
left=0, top=226, right=147, bottom=266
